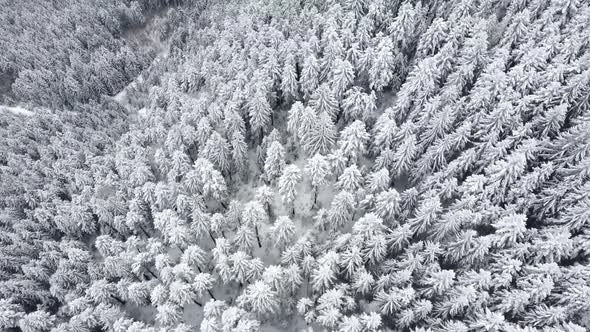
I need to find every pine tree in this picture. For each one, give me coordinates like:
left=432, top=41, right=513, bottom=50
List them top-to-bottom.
left=417, top=18, right=449, bottom=58
left=321, top=24, right=345, bottom=82
left=369, top=34, right=396, bottom=91
left=281, top=53, right=299, bottom=101
left=301, top=54, right=320, bottom=99
left=332, top=58, right=355, bottom=98
left=310, top=83, right=339, bottom=121
left=248, top=89, right=272, bottom=138
left=287, top=101, right=305, bottom=139
left=298, top=106, right=319, bottom=144
left=304, top=111, right=337, bottom=156
left=339, top=120, right=370, bottom=163
left=200, top=132, right=231, bottom=174
left=392, top=133, right=419, bottom=177
left=264, top=141, right=286, bottom=184
left=169, top=150, right=192, bottom=180
left=305, top=153, right=331, bottom=205
left=191, top=158, right=228, bottom=201
left=278, top=165, right=302, bottom=216
left=337, top=165, right=364, bottom=192
left=367, top=168, right=390, bottom=193
left=255, top=185, right=274, bottom=217
left=374, top=189, right=401, bottom=224
left=328, top=191, right=355, bottom=229
left=408, top=195, right=442, bottom=236
left=241, top=201, right=267, bottom=248
left=491, top=214, right=527, bottom=247
left=270, top=216, right=296, bottom=250
left=233, top=225, right=257, bottom=251
left=311, top=264, right=336, bottom=293
left=352, top=268, right=374, bottom=295
left=193, top=273, right=216, bottom=300
left=87, top=279, right=124, bottom=305
left=238, top=280, right=279, bottom=316
left=127, top=281, right=152, bottom=305
left=151, top=284, right=169, bottom=305
left=156, top=302, right=183, bottom=326
left=316, top=307, right=342, bottom=329
left=18, top=310, right=55, bottom=332
left=361, top=312, right=382, bottom=331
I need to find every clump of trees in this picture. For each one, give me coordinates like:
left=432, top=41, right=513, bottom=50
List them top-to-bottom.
left=0, top=0, right=166, bottom=109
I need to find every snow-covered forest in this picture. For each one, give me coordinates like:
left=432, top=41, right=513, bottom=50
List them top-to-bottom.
left=2, top=0, right=590, bottom=331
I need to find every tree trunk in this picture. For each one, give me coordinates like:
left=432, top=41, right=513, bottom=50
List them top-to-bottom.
left=313, top=188, right=318, bottom=206
left=146, top=207, right=155, bottom=226
left=138, top=224, right=150, bottom=237
left=255, top=225, right=262, bottom=248
left=208, top=230, right=217, bottom=244
left=146, top=267, right=158, bottom=280
left=207, top=289, right=216, bottom=300
left=111, top=294, right=126, bottom=305
left=193, top=299, right=203, bottom=307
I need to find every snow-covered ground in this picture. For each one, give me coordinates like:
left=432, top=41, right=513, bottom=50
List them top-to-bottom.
left=0, top=105, right=33, bottom=116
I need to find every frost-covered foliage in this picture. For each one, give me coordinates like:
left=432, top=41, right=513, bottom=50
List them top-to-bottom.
left=0, top=0, right=179, bottom=109
left=2, top=0, right=590, bottom=331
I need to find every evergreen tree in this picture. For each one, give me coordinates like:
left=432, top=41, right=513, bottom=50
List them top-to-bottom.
left=369, top=34, right=396, bottom=91
left=281, top=53, right=299, bottom=101
left=301, top=54, right=320, bottom=99
left=332, top=58, right=355, bottom=98
left=310, top=83, right=339, bottom=121
left=248, top=89, right=272, bottom=138
left=304, top=111, right=337, bottom=156
left=338, top=121, right=370, bottom=163
left=264, top=141, right=286, bottom=184
left=305, top=153, right=331, bottom=205
left=278, top=165, right=302, bottom=216
left=337, top=165, right=364, bottom=192
left=270, top=216, right=296, bottom=250
left=18, top=310, right=55, bottom=332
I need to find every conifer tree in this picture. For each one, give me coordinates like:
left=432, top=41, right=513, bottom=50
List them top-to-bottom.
left=369, top=34, right=396, bottom=91
left=281, top=53, right=299, bottom=101
left=301, top=54, right=320, bottom=99
left=332, top=58, right=355, bottom=98
left=310, top=83, right=339, bottom=121
left=248, top=89, right=272, bottom=139
left=304, top=111, right=337, bottom=156
left=338, top=120, right=370, bottom=163
left=264, top=141, right=286, bottom=184
left=305, top=153, right=331, bottom=205
left=278, top=165, right=302, bottom=216
left=337, top=165, right=364, bottom=192
left=242, top=201, right=268, bottom=248
left=270, top=216, right=296, bottom=250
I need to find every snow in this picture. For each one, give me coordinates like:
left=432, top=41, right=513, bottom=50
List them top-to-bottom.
left=112, top=10, right=170, bottom=114
left=0, top=105, right=33, bottom=116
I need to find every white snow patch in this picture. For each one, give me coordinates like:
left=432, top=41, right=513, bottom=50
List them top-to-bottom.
left=0, top=105, right=33, bottom=116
